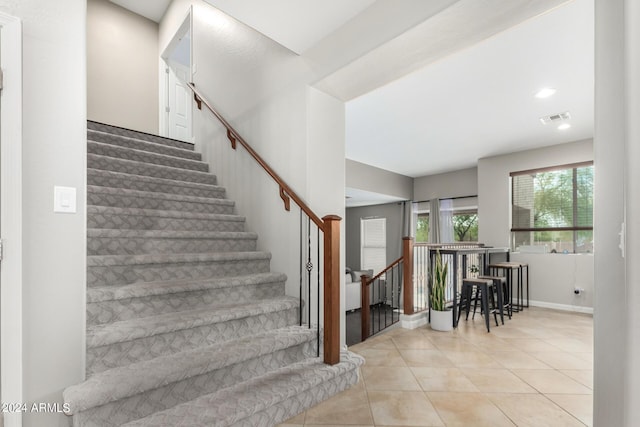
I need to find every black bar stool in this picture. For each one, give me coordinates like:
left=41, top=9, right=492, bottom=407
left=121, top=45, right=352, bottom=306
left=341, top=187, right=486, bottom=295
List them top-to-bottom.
left=502, top=262, right=529, bottom=309
left=487, top=263, right=520, bottom=314
left=478, top=275, right=507, bottom=323
left=458, top=278, right=499, bottom=332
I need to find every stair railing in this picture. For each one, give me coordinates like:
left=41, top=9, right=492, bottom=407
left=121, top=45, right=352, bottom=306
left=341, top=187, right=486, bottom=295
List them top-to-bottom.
left=188, top=83, right=341, bottom=365
left=359, top=237, right=433, bottom=341
left=360, top=257, right=403, bottom=341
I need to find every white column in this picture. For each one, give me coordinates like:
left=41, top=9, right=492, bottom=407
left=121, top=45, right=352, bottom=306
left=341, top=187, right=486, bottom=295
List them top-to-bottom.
left=594, top=0, right=640, bottom=425
left=624, top=0, right=640, bottom=423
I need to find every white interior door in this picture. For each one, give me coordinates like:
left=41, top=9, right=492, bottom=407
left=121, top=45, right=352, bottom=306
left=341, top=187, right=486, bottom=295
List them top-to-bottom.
left=167, top=61, right=192, bottom=142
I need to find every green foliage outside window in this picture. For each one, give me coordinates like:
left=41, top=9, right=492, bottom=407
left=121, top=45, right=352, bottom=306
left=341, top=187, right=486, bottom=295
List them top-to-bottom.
left=511, top=163, right=594, bottom=253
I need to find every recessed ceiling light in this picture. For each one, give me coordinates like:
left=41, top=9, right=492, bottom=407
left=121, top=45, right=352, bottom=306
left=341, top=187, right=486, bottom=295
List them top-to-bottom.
left=535, top=88, right=557, bottom=99
left=558, top=123, right=571, bottom=130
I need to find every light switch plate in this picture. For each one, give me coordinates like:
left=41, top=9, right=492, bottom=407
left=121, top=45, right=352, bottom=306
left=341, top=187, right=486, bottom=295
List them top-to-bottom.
left=54, top=186, right=77, bottom=213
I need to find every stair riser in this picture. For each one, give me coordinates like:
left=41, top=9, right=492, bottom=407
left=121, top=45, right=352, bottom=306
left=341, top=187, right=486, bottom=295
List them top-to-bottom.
left=88, top=122, right=194, bottom=150
left=88, top=131, right=202, bottom=161
left=88, top=142, right=208, bottom=172
left=88, top=154, right=216, bottom=185
left=88, top=170, right=224, bottom=198
left=87, top=192, right=234, bottom=214
left=88, top=212, right=245, bottom=232
left=88, top=235, right=257, bottom=256
left=88, top=258, right=271, bottom=288
left=87, top=282, right=285, bottom=326
left=87, top=308, right=299, bottom=374
left=77, top=344, right=317, bottom=427
left=237, top=368, right=359, bottom=427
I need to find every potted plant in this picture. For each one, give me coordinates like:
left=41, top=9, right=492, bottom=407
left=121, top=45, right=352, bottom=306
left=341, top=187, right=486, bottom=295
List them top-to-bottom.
left=430, top=251, right=453, bottom=331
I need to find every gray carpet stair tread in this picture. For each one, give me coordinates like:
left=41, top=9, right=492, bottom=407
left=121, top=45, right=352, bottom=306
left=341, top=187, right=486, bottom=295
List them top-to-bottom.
left=88, top=121, right=195, bottom=150
left=88, top=130, right=202, bottom=161
left=88, top=141, right=209, bottom=172
left=88, top=154, right=216, bottom=184
left=87, top=168, right=223, bottom=193
left=87, top=185, right=234, bottom=207
left=87, top=205, right=246, bottom=222
left=87, top=228, right=257, bottom=240
left=88, top=251, right=271, bottom=267
left=87, top=272, right=285, bottom=303
left=87, top=296, right=299, bottom=348
left=64, top=326, right=319, bottom=414
left=121, top=351, right=364, bottom=427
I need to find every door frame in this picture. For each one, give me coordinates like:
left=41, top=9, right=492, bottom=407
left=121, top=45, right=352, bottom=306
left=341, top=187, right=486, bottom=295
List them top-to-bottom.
left=159, top=7, right=193, bottom=141
left=0, top=10, right=23, bottom=427
left=166, top=59, right=193, bottom=142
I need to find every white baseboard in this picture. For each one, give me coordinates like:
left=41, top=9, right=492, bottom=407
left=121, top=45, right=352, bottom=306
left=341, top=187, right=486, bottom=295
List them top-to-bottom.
left=529, top=299, right=593, bottom=314
left=400, top=311, right=428, bottom=329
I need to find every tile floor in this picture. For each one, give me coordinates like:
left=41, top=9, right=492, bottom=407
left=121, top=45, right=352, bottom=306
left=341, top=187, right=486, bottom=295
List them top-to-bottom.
left=279, top=307, right=593, bottom=427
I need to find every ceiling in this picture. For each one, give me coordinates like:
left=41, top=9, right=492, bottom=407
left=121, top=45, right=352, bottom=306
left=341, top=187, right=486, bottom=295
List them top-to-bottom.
left=109, top=0, right=171, bottom=22
left=110, top=0, right=594, bottom=203
left=202, top=0, right=377, bottom=54
left=346, top=0, right=594, bottom=178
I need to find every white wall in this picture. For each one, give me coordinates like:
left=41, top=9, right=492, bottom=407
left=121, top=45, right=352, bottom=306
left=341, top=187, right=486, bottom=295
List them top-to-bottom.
left=87, top=0, right=159, bottom=133
left=0, top=1, right=86, bottom=426
left=160, top=1, right=348, bottom=345
left=307, top=87, right=347, bottom=345
left=477, top=140, right=594, bottom=311
left=413, top=167, right=477, bottom=201
left=510, top=253, right=594, bottom=312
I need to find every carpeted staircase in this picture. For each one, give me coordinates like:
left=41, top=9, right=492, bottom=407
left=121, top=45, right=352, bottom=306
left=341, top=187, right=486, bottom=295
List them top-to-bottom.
left=63, top=121, right=363, bottom=427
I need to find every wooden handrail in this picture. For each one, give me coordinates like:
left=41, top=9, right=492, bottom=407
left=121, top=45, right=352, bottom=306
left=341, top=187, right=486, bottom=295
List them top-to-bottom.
left=188, top=82, right=323, bottom=228
left=188, top=82, right=341, bottom=365
left=362, top=238, right=415, bottom=315
left=363, top=257, right=403, bottom=286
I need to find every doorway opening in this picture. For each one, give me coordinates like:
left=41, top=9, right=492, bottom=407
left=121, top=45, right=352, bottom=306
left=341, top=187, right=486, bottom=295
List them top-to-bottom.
left=161, top=9, right=193, bottom=143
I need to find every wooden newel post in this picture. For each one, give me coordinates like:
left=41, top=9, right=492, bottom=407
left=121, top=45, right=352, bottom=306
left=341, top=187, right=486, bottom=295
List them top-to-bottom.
left=322, top=215, right=341, bottom=365
left=403, top=237, right=414, bottom=315
left=361, top=275, right=370, bottom=342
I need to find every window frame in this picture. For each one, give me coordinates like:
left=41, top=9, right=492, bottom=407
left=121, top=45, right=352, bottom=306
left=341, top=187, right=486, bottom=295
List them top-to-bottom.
left=510, top=161, right=594, bottom=253
left=360, top=217, right=387, bottom=275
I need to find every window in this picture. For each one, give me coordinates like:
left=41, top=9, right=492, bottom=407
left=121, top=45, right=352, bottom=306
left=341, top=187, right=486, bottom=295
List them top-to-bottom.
left=511, top=162, right=594, bottom=253
left=413, top=197, right=478, bottom=243
left=453, top=211, right=478, bottom=242
left=416, top=214, right=429, bottom=242
left=361, top=218, right=386, bottom=275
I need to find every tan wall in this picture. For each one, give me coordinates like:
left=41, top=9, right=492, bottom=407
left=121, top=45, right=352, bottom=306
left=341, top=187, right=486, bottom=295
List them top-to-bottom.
left=87, top=0, right=158, bottom=133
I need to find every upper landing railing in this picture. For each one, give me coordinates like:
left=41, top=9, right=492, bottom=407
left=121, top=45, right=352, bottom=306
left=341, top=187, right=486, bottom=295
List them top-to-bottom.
left=187, top=83, right=341, bottom=365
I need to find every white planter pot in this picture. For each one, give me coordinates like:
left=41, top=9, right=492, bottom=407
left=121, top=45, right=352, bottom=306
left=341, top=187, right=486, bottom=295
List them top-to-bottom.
left=430, top=309, right=453, bottom=332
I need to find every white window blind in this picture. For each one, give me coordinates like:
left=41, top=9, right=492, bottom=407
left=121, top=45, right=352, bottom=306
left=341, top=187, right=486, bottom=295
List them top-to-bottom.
left=511, top=162, right=594, bottom=253
left=361, top=218, right=386, bottom=276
